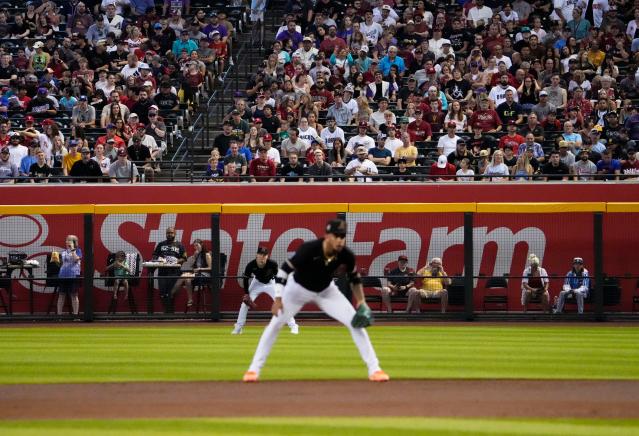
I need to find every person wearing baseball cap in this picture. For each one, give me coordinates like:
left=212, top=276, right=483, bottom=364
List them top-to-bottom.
left=26, top=86, right=57, bottom=118
left=346, top=121, right=375, bottom=158
left=261, top=133, right=281, bottom=165
left=0, top=145, right=18, bottom=183
left=69, top=146, right=102, bottom=183
left=109, top=147, right=139, bottom=183
left=429, top=154, right=456, bottom=181
left=232, top=245, right=299, bottom=336
left=380, top=255, right=415, bottom=313
left=554, top=257, right=590, bottom=314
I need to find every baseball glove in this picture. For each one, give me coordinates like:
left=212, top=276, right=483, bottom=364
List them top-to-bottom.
left=242, top=294, right=257, bottom=309
left=351, top=303, right=373, bottom=328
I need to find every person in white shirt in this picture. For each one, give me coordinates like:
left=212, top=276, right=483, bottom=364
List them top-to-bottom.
left=467, top=0, right=493, bottom=28
left=551, top=0, right=585, bottom=23
left=590, top=0, right=609, bottom=28
left=373, top=1, right=399, bottom=23
left=103, top=3, right=125, bottom=38
left=499, top=3, right=519, bottom=22
left=375, top=4, right=397, bottom=27
left=360, top=10, right=384, bottom=46
left=429, top=27, right=450, bottom=59
left=292, top=37, right=318, bottom=70
left=493, top=46, right=513, bottom=70
left=120, top=54, right=143, bottom=80
left=489, top=73, right=519, bottom=107
left=342, top=85, right=359, bottom=117
left=369, top=98, right=394, bottom=131
left=297, top=117, right=323, bottom=146
left=320, top=117, right=345, bottom=150
left=346, top=122, right=376, bottom=157
left=437, top=122, right=461, bottom=156
left=384, top=126, right=403, bottom=156
left=7, top=133, right=29, bottom=168
left=262, top=134, right=281, bottom=164
left=345, top=146, right=379, bottom=182
left=456, top=158, right=475, bottom=181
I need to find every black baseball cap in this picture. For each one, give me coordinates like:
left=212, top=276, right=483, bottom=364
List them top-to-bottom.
left=325, top=219, right=347, bottom=237
left=257, top=246, right=269, bottom=255
left=398, top=255, right=408, bottom=261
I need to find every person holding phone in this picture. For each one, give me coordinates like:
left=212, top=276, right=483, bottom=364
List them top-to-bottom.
left=56, top=234, right=82, bottom=317
left=407, top=257, right=451, bottom=313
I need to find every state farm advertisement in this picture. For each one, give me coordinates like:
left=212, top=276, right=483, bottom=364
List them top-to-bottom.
left=1, top=212, right=635, bottom=313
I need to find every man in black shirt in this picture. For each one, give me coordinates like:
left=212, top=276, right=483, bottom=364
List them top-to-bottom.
left=153, top=82, right=180, bottom=116
left=127, top=134, right=153, bottom=181
left=69, top=147, right=103, bottom=183
left=542, top=150, right=570, bottom=181
left=279, top=151, right=305, bottom=182
left=392, top=158, right=418, bottom=181
left=243, top=219, right=388, bottom=383
left=152, top=227, right=187, bottom=312
left=233, top=247, right=299, bottom=335
left=380, top=255, right=415, bottom=313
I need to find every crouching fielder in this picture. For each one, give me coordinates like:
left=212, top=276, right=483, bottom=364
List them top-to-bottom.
left=243, top=219, right=389, bottom=383
left=233, top=246, right=298, bottom=335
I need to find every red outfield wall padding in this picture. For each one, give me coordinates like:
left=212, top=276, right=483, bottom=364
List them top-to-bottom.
left=1, top=183, right=639, bottom=205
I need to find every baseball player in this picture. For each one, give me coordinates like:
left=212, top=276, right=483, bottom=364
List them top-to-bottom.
left=243, top=219, right=389, bottom=383
left=233, top=247, right=299, bottom=335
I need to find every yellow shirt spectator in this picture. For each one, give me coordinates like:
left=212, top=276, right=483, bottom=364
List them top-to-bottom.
left=587, top=49, right=605, bottom=68
left=394, top=145, right=418, bottom=166
left=63, top=152, right=82, bottom=176
left=417, top=267, right=445, bottom=291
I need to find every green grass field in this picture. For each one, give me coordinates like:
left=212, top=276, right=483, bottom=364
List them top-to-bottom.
left=1, top=325, right=638, bottom=383
left=2, top=325, right=638, bottom=435
left=2, top=417, right=639, bottom=436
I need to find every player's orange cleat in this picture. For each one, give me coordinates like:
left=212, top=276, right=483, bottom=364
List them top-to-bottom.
left=369, top=370, right=390, bottom=382
left=243, top=371, right=259, bottom=382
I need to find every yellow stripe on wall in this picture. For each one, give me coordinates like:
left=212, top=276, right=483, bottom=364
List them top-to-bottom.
left=1, top=202, right=636, bottom=215
left=476, top=202, right=607, bottom=213
left=222, top=203, right=348, bottom=214
left=348, top=203, right=476, bottom=213
left=606, top=203, right=639, bottom=213
left=94, top=204, right=222, bottom=214
left=0, top=205, right=95, bottom=215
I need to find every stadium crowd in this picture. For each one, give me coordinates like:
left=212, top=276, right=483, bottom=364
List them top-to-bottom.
left=0, top=0, right=236, bottom=183
left=0, top=0, right=638, bottom=183
left=210, top=0, right=639, bottom=182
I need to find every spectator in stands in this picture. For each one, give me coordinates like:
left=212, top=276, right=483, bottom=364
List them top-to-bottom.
left=172, top=29, right=198, bottom=57
left=367, top=70, right=397, bottom=102
left=27, top=87, right=57, bottom=118
left=497, top=90, right=524, bottom=126
left=532, top=91, right=556, bottom=122
left=326, top=92, right=354, bottom=126
left=71, top=96, right=96, bottom=128
left=470, top=97, right=501, bottom=133
left=407, top=109, right=433, bottom=142
left=346, top=121, right=375, bottom=157
left=499, top=121, right=525, bottom=150
left=561, top=121, right=583, bottom=149
left=437, top=122, right=461, bottom=156
left=281, top=127, right=309, bottom=158
left=7, top=133, right=29, bottom=170
left=127, top=133, right=155, bottom=182
left=368, top=133, right=392, bottom=168
left=517, top=133, right=546, bottom=163
left=224, top=140, right=248, bottom=176
left=447, top=141, right=474, bottom=170
left=558, top=141, right=576, bottom=168
left=0, top=146, right=18, bottom=183
left=69, top=146, right=103, bottom=183
left=249, top=146, right=277, bottom=182
left=345, top=146, right=378, bottom=182
left=109, top=148, right=139, bottom=183
left=307, top=148, right=333, bottom=182
left=621, top=148, right=639, bottom=179
left=483, top=149, right=510, bottom=181
left=572, top=149, right=598, bottom=180
left=596, top=149, right=622, bottom=180
left=542, top=150, right=570, bottom=181
left=279, top=151, right=305, bottom=182
left=429, top=155, right=456, bottom=181
left=456, top=158, right=475, bottom=181
left=56, top=234, right=83, bottom=317
left=521, top=254, right=550, bottom=313
left=380, top=255, right=414, bottom=313
left=407, top=257, right=450, bottom=313
left=555, top=257, right=590, bottom=314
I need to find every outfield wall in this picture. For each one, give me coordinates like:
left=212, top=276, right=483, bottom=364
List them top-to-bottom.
left=1, top=183, right=639, bottom=205
left=1, top=202, right=637, bottom=316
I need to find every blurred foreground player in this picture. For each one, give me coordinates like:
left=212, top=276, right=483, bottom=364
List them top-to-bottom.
left=243, top=219, right=389, bottom=382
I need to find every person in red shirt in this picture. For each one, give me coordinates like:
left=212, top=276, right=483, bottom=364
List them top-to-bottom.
left=208, top=31, right=227, bottom=76
left=310, top=78, right=334, bottom=110
left=469, top=98, right=502, bottom=132
left=407, top=109, right=433, bottom=142
left=498, top=121, right=525, bottom=150
left=96, top=124, right=126, bottom=149
left=249, top=147, right=277, bottom=182
left=429, top=154, right=457, bottom=181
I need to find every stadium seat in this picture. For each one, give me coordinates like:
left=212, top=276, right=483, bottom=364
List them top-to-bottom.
left=482, top=276, right=509, bottom=312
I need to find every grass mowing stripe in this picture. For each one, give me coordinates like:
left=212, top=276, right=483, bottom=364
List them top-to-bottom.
left=1, top=326, right=638, bottom=383
left=1, top=418, right=639, bottom=436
